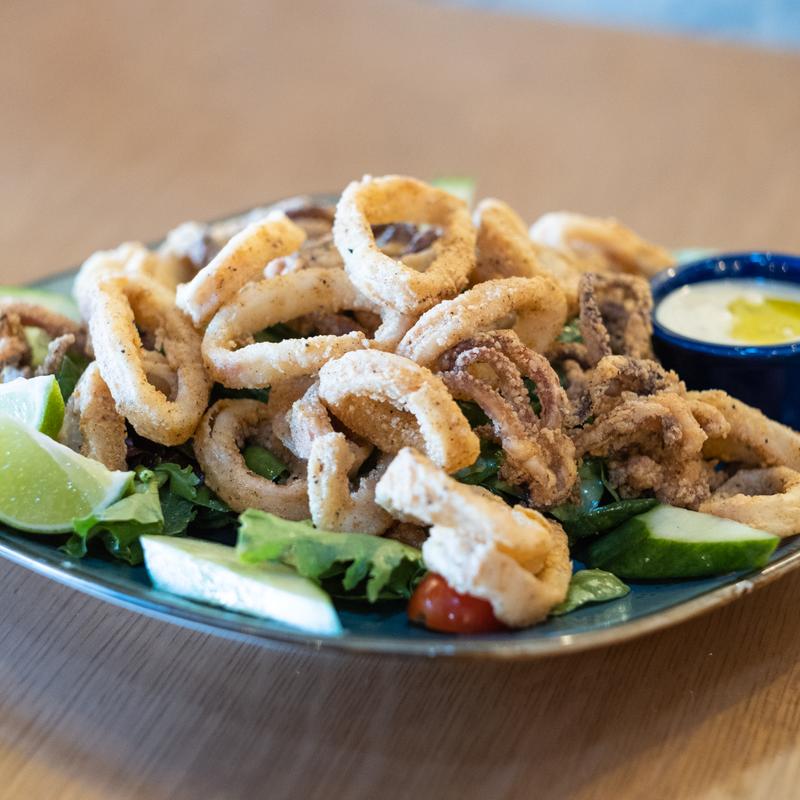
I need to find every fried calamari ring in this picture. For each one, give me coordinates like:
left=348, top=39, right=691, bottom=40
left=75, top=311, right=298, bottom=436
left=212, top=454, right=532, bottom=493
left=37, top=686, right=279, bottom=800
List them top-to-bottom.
left=334, top=175, right=475, bottom=314
left=473, top=198, right=581, bottom=309
left=176, top=211, right=306, bottom=327
left=529, top=212, right=675, bottom=278
left=74, top=243, right=191, bottom=320
left=202, top=268, right=410, bottom=388
left=88, top=274, right=211, bottom=445
left=396, top=277, right=567, bottom=368
left=0, top=299, right=85, bottom=355
left=317, top=350, right=480, bottom=472
left=60, top=362, right=128, bottom=471
left=285, top=383, right=392, bottom=535
left=688, top=390, right=800, bottom=471
left=193, top=398, right=309, bottom=519
left=309, top=434, right=393, bottom=535
left=375, top=448, right=570, bottom=627
left=699, top=467, right=800, bottom=538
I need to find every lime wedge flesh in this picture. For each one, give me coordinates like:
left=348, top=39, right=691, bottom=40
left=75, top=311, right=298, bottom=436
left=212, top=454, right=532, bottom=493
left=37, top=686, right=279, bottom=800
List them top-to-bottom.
left=0, top=286, right=80, bottom=321
left=0, top=375, right=65, bottom=438
left=0, top=412, right=132, bottom=532
left=142, top=535, right=342, bottom=635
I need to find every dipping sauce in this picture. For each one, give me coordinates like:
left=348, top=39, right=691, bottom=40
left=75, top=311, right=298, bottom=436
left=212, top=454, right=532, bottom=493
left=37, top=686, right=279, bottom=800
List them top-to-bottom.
left=655, top=278, right=800, bottom=346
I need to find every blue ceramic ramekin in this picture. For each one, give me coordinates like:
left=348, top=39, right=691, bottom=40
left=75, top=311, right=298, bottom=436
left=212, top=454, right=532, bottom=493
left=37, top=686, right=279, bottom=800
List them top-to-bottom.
left=651, top=252, right=800, bottom=430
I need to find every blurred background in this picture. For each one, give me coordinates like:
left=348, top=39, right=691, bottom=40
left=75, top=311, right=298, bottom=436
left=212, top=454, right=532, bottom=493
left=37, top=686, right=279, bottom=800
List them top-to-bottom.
left=2, top=0, right=799, bottom=282
left=440, top=0, right=800, bottom=49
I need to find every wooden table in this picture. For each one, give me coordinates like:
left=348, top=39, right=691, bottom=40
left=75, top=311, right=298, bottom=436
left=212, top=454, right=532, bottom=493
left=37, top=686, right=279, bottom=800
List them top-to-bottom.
left=2, top=2, right=800, bottom=797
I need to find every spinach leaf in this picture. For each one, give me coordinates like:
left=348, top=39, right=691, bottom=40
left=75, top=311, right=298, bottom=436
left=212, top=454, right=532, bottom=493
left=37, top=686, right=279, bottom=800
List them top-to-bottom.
left=557, top=318, right=583, bottom=343
left=254, top=323, right=300, bottom=343
left=210, top=384, right=270, bottom=404
left=456, top=399, right=490, bottom=428
left=454, top=439, right=503, bottom=485
left=242, top=445, right=288, bottom=482
left=550, top=458, right=654, bottom=541
left=552, top=498, right=658, bottom=541
left=237, top=510, right=425, bottom=602
left=550, top=569, right=630, bottom=616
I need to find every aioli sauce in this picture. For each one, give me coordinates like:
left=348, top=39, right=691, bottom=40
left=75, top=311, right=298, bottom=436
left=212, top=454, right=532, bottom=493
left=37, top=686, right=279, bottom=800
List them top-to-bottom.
left=656, top=279, right=800, bottom=346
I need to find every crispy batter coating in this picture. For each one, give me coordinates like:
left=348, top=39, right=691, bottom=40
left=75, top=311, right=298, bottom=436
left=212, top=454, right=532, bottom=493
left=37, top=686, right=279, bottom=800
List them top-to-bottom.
left=334, top=175, right=475, bottom=314
left=472, top=198, right=582, bottom=310
left=176, top=212, right=307, bottom=327
left=529, top=212, right=675, bottom=278
left=202, top=268, right=412, bottom=388
left=579, top=272, right=654, bottom=363
left=88, top=274, right=211, bottom=445
left=396, top=276, right=567, bottom=368
left=0, top=299, right=85, bottom=351
left=0, top=311, right=30, bottom=369
left=439, top=331, right=576, bottom=506
left=318, top=350, right=480, bottom=473
left=572, top=354, right=682, bottom=422
left=60, top=362, right=128, bottom=471
left=287, top=383, right=392, bottom=535
left=690, top=390, right=800, bottom=471
left=575, top=391, right=730, bottom=508
left=194, top=398, right=310, bottom=519
left=375, top=448, right=570, bottom=627
left=699, top=467, right=800, bottom=537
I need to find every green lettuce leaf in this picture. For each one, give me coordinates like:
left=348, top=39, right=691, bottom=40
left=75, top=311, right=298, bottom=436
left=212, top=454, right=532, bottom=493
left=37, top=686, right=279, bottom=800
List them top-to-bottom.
left=66, top=480, right=164, bottom=565
left=237, top=510, right=425, bottom=602
left=550, top=569, right=630, bottom=616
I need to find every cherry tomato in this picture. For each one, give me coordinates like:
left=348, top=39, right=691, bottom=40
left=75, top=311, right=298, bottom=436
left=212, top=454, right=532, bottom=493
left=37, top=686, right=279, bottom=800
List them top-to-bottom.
left=408, top=573, right=506, bottom=634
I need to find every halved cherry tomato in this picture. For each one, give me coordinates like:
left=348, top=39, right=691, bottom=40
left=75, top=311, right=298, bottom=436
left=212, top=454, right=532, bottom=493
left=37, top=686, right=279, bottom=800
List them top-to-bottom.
left=408, top=573, right=506, bottom=634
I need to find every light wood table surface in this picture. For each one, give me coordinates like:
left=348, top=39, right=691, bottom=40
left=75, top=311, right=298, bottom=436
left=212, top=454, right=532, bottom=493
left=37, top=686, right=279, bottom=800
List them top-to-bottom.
left=2, top=2, right=800, bottom=798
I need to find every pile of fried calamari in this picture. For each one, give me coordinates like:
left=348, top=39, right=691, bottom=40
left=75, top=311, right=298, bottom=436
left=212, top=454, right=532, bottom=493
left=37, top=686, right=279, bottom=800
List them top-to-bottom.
left=8, top=175, right=800, bottom=628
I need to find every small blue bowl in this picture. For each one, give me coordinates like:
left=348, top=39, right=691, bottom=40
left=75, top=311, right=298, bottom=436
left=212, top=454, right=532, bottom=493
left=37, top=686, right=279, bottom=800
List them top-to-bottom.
left=651, top=252, right=800, bottom=430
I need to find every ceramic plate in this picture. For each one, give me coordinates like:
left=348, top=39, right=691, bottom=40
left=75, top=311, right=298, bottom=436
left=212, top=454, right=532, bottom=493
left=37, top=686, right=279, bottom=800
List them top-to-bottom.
left=1, top=232, right=796, bottom=659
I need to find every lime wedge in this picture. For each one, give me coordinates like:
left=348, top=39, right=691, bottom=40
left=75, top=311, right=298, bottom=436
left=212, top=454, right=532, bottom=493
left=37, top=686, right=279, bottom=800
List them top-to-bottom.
left=0, top=286, right=80, bottom=321
left=0, top=375, right=65, bottom=438
left=0, top=412, right=132, bottom=532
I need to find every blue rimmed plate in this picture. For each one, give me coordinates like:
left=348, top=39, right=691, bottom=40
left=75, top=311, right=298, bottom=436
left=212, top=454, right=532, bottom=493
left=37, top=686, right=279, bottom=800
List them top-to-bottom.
left=1, top=231, right=798, bottom=658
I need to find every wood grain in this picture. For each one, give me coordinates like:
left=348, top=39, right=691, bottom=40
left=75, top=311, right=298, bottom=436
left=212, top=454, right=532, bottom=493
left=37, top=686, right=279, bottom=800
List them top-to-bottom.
left=2, top=1, right=800, bottom=798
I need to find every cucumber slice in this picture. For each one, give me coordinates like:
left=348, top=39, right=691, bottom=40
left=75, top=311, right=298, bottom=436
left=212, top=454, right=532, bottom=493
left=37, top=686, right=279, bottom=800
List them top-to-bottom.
left=585, top=505, right=779, bottom=579
left=142, top=535, right=342, bottom=635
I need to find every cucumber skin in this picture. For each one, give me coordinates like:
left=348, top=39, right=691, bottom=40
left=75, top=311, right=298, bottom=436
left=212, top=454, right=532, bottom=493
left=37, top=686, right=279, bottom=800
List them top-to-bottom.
left=554, top=498, right=658, bottom=541
left=586, top=516, right=779, bottom=580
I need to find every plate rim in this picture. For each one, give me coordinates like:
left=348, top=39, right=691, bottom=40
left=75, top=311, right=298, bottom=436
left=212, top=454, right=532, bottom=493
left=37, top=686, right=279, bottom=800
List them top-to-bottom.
left=2, top=527, right=798, bottom=659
